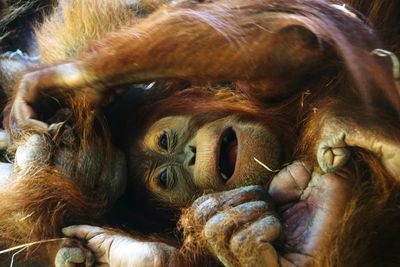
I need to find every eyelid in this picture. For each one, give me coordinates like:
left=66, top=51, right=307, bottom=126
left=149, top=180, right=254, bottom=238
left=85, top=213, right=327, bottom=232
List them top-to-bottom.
left=158, top=129, right=178, bottom=152
left=157, top=130, right=169, bottom=151
left=170, top=132, right=178, bottom=151
left=153, top=166, right=176, bottom=190
left=165, top=166, right=177, bottom=190
left=169, top=167, right=177, bottom=188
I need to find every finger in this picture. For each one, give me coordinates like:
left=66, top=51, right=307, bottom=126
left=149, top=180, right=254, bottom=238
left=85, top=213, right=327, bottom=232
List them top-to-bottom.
left=17, top=72, right=41, bottom=103
left=13, top=97, right=36, bottom=120
left=10, top=99, right=48, bottom=132
left=318, top=146, right=350, bottom=173
left=268, top=161, right=312, bottom=205
left=192, top=185, right=269, bottom=224
left=204, top=200, right=273, bottom=245
left=203, top=201, right=273, bottom=265
left=230, top=215, right=281, bottom=257
left=62, top=225, right=105, bottom=240
left=237, top=241, right=279, bottom=267
left=55, top=247, right=86, bottom=267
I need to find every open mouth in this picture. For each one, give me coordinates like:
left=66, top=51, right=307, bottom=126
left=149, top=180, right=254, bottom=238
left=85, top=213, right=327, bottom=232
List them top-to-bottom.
left=218, top=128, right=238, bottom=181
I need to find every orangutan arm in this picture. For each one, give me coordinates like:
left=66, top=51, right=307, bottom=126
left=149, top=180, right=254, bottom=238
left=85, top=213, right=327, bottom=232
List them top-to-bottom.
left=10, top=0, right=325, bottom=129
left=10, top=0, right=400, bottom=180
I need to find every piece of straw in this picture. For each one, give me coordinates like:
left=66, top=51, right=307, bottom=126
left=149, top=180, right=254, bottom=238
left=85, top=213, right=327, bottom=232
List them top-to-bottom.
left=253, top=157, right=280, bottom=172
left=0, top=238, right=68, bottom=255
left=9, top=247, right=26, bottom=267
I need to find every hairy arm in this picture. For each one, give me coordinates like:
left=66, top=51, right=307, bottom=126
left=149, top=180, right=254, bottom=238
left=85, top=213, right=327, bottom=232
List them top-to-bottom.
left=10, top=0, right=327, bottom=129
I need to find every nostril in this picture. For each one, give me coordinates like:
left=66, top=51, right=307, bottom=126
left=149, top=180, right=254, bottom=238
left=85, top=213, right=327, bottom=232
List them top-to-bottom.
left=186, top=145, right=196, bottom=166
left=188, top=154, right=196, bottom=166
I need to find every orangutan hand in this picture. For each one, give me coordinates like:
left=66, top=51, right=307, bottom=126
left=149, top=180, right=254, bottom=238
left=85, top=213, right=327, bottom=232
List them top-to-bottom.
left=8, top=62, right=117, bottom=133
left=10, top=64, right=84, bottom=130
left=317, top=116, right=400, bottom=179
left=181, top=161, right=353, bottom=267
left=181, top=185, right=282, bottom=266
left=62, top=225, right=176, bottom=267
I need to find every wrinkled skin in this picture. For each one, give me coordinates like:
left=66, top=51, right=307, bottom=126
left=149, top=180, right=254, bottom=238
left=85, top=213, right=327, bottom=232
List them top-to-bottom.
left=2, top=0, right=400, bottom=266
left=52, top=100, right=399, bottom=263
left=128, top=115, right=282, bottom=206
left=316, top=115, right=400, bottom=178
left=0, top=121, right=127, bottom=266
left=9, top=124, right=127, bottom=203
left=171, top=154, right=389, bottom=266
left=57, top=161, right=352, bottom=266
left=182, top=162, right=352, bottom=266
left=62, top=225, right=176, bottom=267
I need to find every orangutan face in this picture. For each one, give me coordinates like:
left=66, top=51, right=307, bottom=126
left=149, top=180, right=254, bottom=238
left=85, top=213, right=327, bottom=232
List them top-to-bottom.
left=128, top=114, right=281, bottom=206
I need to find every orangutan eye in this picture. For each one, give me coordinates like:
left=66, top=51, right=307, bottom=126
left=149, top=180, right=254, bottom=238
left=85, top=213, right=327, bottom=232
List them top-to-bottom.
left=158, top=132, right=168, bottom=150
left=157, top=167, right=176, bottom=190
left=158, top=169, right=168, bottom=188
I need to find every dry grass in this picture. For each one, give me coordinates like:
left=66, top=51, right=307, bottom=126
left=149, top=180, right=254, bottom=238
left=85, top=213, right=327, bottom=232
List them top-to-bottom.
left=253, top=157, right=280, bottom=173
left=0, top=238, right=67, bottom=255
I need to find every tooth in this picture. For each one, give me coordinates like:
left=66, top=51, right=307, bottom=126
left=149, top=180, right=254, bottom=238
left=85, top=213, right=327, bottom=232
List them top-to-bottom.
left=221, top=172, right=228, bottom=180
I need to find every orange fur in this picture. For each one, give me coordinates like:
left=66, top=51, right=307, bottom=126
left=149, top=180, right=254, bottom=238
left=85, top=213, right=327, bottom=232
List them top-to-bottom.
left=1, top=0, right=400, bottom=266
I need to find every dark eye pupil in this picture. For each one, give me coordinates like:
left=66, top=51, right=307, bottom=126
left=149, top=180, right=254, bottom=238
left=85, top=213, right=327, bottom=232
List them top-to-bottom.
left=159, top=133, right=168, bottom=150
left=159, top=169, right=168, bottom=187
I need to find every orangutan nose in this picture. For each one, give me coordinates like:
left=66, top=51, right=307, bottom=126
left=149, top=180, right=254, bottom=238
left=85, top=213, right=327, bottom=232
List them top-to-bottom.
left=184, top=145, right=196, bottom=167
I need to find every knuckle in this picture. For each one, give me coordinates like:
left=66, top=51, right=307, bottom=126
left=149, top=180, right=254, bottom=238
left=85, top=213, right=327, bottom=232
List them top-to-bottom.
left=291, top=160, right=312, bottom=174
left=225, top=185, right=268, bottom=204
left=230, top=185, right=265, bottom=196
left=192, top=193, right=214, bottom=207
left=192, top=195, right=219, bottom=224
left=203, top=200, right=272, bottom=244
left=235, top=200, right=270, bottom=215
left=203, top=213, right=226, bottom=242
left=230, top=216, right=281, bottom=257
left=256, top=216, right=282, bottom=241
left=230, top=233, right=245, bottom=255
